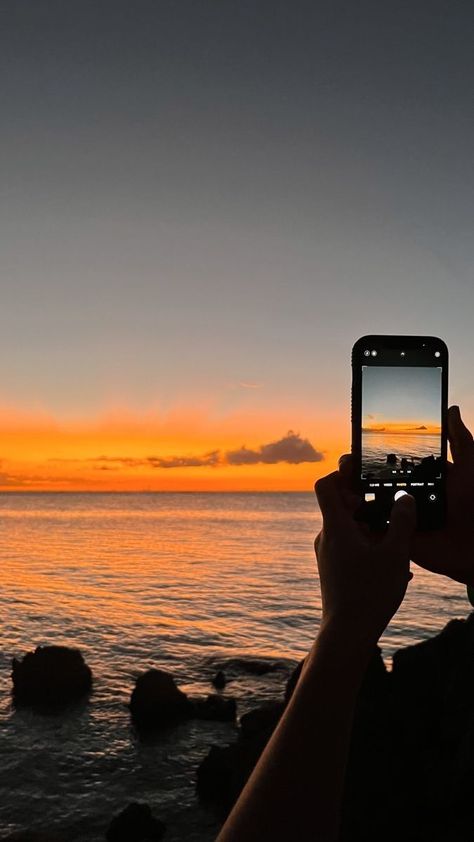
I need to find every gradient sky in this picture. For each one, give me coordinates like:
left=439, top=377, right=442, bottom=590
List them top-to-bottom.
left=1, top=1, right=473, bottom=489
left=362, top=366, right=441, bottom=429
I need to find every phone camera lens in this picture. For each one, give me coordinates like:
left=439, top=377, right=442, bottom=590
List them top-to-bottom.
left=364, top=349, right=370, bottom=357
left=400, top=351, right=406, bottom=357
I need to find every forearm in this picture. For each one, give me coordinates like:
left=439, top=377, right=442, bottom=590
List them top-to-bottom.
left=217, top=620, right=375, bottom=842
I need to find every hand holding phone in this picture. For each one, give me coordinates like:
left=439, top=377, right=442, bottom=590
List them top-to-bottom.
left=351, top=335, right=448, bottom=531
left=412, top=404, right=474, bottom=586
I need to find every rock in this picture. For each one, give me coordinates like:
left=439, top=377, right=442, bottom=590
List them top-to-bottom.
left=391, top=614, right=474, bottom=747
left=11, top=646, right=92, bottom=709
left=197, top=648, right=390, bottom=823
left=130, top=670, right=191, bottom=730
left=212, top=670, right=226, bottom=689
left=192, top=694, right=237, bottom=722
left=239, top=702, right=284, bottom=740
left=197, top=704, right=284, bottom=816
left=197, top=738, right=266, bottom=819
left=106, top=802, right=166, bottom=841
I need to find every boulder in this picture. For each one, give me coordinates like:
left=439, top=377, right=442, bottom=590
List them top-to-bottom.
left=391, top=614, right=474, bottom=747
left=11, top=646, right=92, bottom=709
left=130, top=670, right=191, bottom=729
left=192, top=694, right=237, bottom=722
left=239, top=702, right=284, bottom=740
left=197, top=738, right=266, bottom=819
left=106, top=802, right=166, bottom=841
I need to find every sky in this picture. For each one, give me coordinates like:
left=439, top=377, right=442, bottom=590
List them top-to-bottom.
left=0, top=0, right=473, bottom=490
left=362, top=366, right=441, bottom=431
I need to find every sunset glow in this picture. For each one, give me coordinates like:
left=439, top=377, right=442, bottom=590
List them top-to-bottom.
left=0, top=405, right=347, bottom=491
left=362, top=421, right=441, bottom=435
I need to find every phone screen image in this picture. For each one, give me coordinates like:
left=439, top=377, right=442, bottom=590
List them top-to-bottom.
left=352, top=336, right=448, bottom=530
left=362, top=366, right=442, bottom=482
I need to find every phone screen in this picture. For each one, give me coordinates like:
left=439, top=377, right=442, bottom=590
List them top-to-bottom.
left=352, top=336, right=448, bottom=530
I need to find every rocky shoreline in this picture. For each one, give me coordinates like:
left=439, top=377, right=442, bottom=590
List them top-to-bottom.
left=5, top=613, right=474, bottom=841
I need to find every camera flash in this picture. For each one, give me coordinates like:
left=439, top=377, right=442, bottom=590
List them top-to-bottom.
left=371, top=350, right=377, bottom=356
left=400, top=351, right=406, bottom=357
left=434, top=351, right=441, bottom=358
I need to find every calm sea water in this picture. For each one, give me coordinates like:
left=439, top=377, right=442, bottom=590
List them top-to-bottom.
left=362, top=432, right=441, bottom=474
left=0, top=493, right=468, bottom=840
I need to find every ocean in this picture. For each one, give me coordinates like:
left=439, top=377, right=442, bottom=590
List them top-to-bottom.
left=362, top=432, right=441, bottom=476
left=0, top=492, right=468, bottom=840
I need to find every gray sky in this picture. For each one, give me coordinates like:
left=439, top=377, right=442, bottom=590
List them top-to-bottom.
left=1, top=0, right=473, bottom=426
left=362, top=366, right=442, bottom=425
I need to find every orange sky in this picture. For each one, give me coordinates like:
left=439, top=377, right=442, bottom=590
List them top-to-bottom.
left=0, top=404, right=347, bottom=491
left=362, top=421, right=441, bottom=435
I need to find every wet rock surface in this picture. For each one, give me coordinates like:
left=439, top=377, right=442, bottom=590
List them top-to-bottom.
left=11, top=646, right=92, bottom=710
left=130, top=669, right=236, bottom=730
left=106, top=802, right=166, bottom=841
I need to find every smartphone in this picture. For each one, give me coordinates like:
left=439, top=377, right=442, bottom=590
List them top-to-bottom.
left=351, top=335, right=448, bottom=531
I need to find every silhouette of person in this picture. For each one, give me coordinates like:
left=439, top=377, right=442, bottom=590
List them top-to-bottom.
left=217, top=405, right=474, bottom=842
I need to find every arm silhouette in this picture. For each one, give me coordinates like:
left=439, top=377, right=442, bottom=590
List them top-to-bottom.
left=216, top=467, right=416, bottom=842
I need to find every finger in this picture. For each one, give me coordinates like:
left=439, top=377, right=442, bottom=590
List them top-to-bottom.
left=448, top=405, right=474, bottom=464
left=338, top=453, right=357, bottom=490
left=314, top=471, right=352, bottom=530
left=341, top=488, right=362, bottom=516
left=384, top=493, right=416, bottom=553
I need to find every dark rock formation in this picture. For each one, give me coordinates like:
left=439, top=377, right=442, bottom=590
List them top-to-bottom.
left=198, top=619, right=474, bottom=841
left=11, top=646, right=92, bottom=709
left=130, top=669, right=237, bottom=730
left=130, top=670, right=191, bottom=729
left=212, top=670, right=227, bottom=689
left=192, top=694, right=236, bottom=722
left=197, top=701, right=286, bottom=818
left=239, top=702, right=284, bottom=740
left=196, top=739, right=266, bottom=819
left=106, top=802, right=166, bottom=841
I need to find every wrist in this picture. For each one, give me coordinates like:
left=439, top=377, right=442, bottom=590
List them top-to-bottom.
left=311, top=615, right=380, bottom=675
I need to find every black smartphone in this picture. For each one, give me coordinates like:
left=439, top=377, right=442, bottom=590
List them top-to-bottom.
left=351, top=335, right=448, bottom=531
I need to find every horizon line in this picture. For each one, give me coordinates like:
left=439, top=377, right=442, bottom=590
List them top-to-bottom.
left=0, top=488, right=315, bottom=494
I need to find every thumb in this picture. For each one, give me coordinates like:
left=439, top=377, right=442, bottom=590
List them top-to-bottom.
left=385, top=493, right=416, bottom=551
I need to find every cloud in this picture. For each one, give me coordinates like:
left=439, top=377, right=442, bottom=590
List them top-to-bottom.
left=238, top=381, right=263, bottom=389
left=226, top=431, right=324, bottom=465
left=47, top=434, right=323, bottom=470
left=84, top=451, right=221, bottom=470
left=148, top=451, right=220, bottom=469
left=0, top=471, right=87, bottom=487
